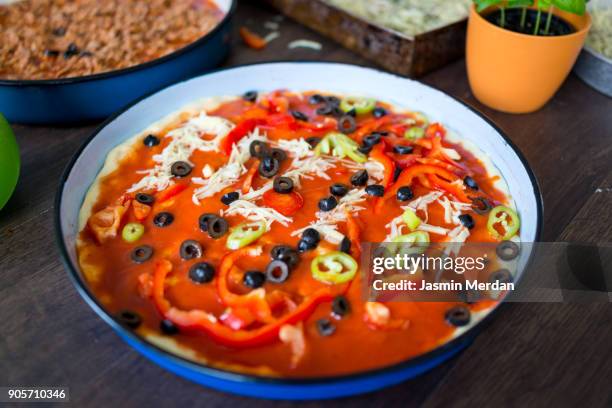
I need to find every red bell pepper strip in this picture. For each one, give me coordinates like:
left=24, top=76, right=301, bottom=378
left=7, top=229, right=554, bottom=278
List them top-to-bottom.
left=239, top=27, right=267, bottom=50
left=353, top=116, right=394, bottom=141
left=220, top=118, right=264, bottom=155
left=425, top=122, right=446, bottom=139
left=369, top=144, right=396, bottom=189
left=395, top=154, right=420, bottom=169
left=416, top=157, right=459, bottom=173
left=241, top=159, right=260, bottom=194
left=376, top=164, right=463, bottom=212
left=427, top=174, right=470, bottom=203
left=156, top=183, right=187, bottom=203
left=263, top=190, right=304, bottom=216
left=132, top=201, right=151, bottom=221
left=215, top=247, right=276, bottom=322
left=152, top=259, right=336, bottom=349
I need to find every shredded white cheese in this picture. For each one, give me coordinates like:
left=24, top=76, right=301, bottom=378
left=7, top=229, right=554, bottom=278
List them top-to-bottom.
left=263, top=31, right=280, bottom=44
left=288, top=39, right=322, bottom=50
left=128, top=112, right=235, bottom=193
left=192, top=129, right=268, bottom=203
left=365, top=159, right=385, bottom=182
left=293, top=188, right=368, bottom=244
left=222, top=199, right=292, bottom=229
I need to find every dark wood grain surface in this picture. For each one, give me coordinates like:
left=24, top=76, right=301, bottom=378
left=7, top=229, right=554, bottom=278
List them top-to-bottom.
left=1, top=2, right=611, bottom=407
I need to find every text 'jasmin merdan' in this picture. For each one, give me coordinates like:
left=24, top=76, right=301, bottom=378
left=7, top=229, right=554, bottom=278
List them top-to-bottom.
left=372, top=253, right=487, bottom=275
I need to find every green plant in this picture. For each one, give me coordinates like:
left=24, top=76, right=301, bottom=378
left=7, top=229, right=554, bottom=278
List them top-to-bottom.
left=473, top=0, right=588, bottom=35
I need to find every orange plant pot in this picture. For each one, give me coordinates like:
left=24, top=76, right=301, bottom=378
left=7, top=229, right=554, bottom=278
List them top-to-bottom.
left=466, top=5, right=591, bottom=114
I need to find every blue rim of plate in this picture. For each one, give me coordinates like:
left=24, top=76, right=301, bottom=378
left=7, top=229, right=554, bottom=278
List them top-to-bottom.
left=0, top=0, right=236, bottom=87
left=55, top=61, right=544, bottom=386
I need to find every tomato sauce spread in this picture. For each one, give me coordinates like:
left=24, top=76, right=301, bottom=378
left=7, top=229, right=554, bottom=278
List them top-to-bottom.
left=77, top=90, right=519, bottom=377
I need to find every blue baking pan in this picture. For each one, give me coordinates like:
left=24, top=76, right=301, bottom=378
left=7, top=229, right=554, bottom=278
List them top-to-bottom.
left=0, top=0, right=235, bottom=125
left=56, top=62, right=543, bottom=400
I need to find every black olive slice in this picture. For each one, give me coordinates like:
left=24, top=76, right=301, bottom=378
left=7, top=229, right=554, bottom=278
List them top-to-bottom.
left=243, top=90, right=258, bottom=102
left=309, top=94, right=325, bottom=104
left=325, top=96, right=341, bottom=107
left=316, top=104, right=334, bottom=116
left=373, top=107, right=387, bottom=118
left=290, top=110, right=309, bottom=121
left=337, top=115, right=357, bottom=134
left=363, top=133, right=382, bottom=147
left=143, top=134, right=160, bottom=147
left=306, top=137, right=321, bottom=148
left=249, top=140, right=269, bottom=158
left=358, top=144, right=373, bottom=155
left=394, top=145, right=414, bottom=155
left=270, top=148, right=287, bottom=162
left=259, top=156, right=280, bottom=178
left=171, top=161, right=192, bottom=178
left=393, top=166, right=402, bottom=182
left=350, top=170, right=369, bottom=187
left=464, top=176, right=479, bottom=190
left=273, top=177, right=294, bottom=194
left=330, top=183, right=349, bottom=197
left=365, top=184, right=385, bottom=197
left=396, top=186, right=414, bottom=202
left=221, top=191, right=240, bottom=205
left=135, top=193, right=155, bottom=205
left=318, top=196, right=338, bottom=212
left=470, top=197, right=493, bottom=215
left=153, top=212, right=174, bottom=227
left=198, top=213, right=217, bottom=232
left=458, top=214, right=475, bottom=230
left=208, top=217, right=229, bottom=239
left=301, top=228, right=320, bottom=245
left=339, top=236, right=351, bottom=254
left=297, top=239, right=317, bottom=252
left=180, top=240, right=203, bottom=260
left=496, top=241, right=520, bottom=261
left=131, top=245, right=154, bottom=264
left=271, top=245, right=300, bottom=268
left=265, top=260, right=290, bottom=283
left=189, top=262, right=215, bottom=284
left=489, top=268, right=514, bottom=284
left=243, top=270, right=266, bottom=289
left=332, top=295, right=350, bottom=318
left=445, top=306, right=471, bottom=327
left=117, top=310, right=142, bottom=329
left=316, top=318, right=336, bottom=336
left=160, top=319, right=179, bottom=335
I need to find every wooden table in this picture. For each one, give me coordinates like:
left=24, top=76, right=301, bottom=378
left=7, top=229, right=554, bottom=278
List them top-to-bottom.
left=1, top=2, right=611, bottom=406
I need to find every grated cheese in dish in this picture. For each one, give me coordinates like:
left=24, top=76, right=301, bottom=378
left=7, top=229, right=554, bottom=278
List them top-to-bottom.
left=324, top=0, right=470, bottom=37
left=128, top=112, right=234, bottom=193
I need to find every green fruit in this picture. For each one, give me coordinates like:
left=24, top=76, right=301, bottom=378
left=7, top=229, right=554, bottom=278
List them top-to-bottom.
left=0, top=114, right=19, bottom=210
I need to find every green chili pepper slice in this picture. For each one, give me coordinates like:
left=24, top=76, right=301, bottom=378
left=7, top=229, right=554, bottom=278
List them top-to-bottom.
left=339, top=97, right=377, bottom=115
left=404, top=126, right=425, bottom=141
left=314, top=132, right=367, bottom=163
left=487, top=206, right=520, bottom=240
left=402, top=208, right=421, bottom=230
left=226, top=221, right=267, bottom=250
left=122, top=222, right=145, bottom=243
left=388, top=231, right=430, bottom=256
left=311, top=251, right=358, bottom=285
